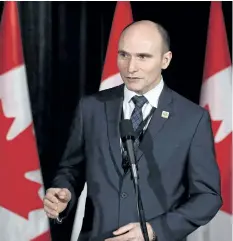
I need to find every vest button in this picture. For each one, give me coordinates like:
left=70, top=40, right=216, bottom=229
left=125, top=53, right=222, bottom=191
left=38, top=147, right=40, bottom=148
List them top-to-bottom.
left=120, top=192, right=128, bottom=199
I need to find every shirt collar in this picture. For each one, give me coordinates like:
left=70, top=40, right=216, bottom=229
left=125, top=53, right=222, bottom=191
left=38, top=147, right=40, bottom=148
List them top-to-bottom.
left=124, top=76, right=164, bottom=108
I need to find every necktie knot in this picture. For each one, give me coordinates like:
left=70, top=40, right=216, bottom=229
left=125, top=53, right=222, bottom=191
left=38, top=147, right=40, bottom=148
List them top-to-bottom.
left=131, top=95, right=148, bottom=109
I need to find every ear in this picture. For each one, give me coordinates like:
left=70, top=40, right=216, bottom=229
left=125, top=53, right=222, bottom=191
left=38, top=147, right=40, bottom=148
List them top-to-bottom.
left=161, top=51, right=172, bottom=70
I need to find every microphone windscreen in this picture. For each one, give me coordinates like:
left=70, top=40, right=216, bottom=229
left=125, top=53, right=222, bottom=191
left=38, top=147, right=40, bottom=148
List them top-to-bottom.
left=119, top=119, right=135, bottom=139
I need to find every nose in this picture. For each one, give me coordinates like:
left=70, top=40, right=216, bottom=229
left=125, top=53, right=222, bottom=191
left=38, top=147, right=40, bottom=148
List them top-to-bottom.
left=127, top=58, right=138, bottom=74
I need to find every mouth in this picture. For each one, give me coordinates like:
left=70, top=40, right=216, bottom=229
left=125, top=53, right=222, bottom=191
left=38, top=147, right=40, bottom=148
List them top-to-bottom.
left=126, top=77, right=141, bottom=80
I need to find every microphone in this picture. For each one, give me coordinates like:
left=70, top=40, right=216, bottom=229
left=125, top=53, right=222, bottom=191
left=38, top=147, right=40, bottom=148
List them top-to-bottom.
left=119, top=119, right=149, bottom=241
left=120, top=119, right=138, bottom=182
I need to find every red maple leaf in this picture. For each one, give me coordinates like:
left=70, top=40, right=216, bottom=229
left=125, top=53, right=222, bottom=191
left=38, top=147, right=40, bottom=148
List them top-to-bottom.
left=0, top=100, right=43, bottom=219
left=205, top=105, right=232, bottom=214
left=31, top=231, right=51, bottom=241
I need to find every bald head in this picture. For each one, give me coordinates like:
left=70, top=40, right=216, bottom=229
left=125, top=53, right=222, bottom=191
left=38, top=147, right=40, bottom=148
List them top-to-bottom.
left=117, top=20, right=172, bottom=94
left=120, top=20, right=170, bottom=53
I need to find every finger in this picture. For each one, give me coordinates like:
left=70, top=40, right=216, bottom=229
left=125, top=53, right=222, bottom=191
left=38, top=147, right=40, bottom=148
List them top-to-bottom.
left=57, top=188, right=71, bottom=202
left=45, top=192, right=59, bottom=204
left=44, top=198, right=58, bottom=211
left=44, top=206, right=59, bottom=218
left=46, top=212, right=58, bottom=219
left=113, top=223, right=136, bottom=235
left=105, top=232, right=132, bottom=241
left=105, top=237, right=119, bottom=241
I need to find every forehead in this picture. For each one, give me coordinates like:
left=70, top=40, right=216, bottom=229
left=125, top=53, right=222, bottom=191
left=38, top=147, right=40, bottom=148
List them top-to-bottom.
left=118, top=27, right=163, bottom=54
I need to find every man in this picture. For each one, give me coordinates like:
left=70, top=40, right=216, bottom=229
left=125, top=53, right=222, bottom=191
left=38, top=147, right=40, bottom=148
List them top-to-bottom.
left=43, top=20, right=222, bottom=241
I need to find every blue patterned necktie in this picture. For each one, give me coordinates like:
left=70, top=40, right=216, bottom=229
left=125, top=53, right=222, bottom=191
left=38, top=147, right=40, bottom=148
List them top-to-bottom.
left=122, top=95, right=148, bottom=174
left=130, top=95, right=148, bottom=135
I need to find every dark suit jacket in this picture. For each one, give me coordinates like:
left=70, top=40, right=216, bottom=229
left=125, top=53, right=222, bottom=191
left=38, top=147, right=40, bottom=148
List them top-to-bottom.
left=52, top=84, right=222, bottom=241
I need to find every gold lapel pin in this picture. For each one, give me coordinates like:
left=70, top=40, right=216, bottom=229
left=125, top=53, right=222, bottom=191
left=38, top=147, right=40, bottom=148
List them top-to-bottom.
left=161, top=111, right=169, bottom=119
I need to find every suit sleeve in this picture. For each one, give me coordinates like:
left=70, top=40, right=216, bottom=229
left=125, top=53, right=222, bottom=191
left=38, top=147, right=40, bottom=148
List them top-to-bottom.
left=52, top=97, right=86, bottom=216
left=149, top=110, right=222, bottom=241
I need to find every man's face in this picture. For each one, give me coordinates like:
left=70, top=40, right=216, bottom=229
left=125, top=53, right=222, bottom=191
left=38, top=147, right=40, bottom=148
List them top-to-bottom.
left=117, top=24, right=171, bottom=94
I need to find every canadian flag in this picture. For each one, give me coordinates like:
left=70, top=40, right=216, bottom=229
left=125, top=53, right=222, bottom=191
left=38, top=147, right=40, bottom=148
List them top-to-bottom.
left=100, top=1, right=133, bottom=90
left=0, top=2, right=50, bottom=241
left=70, top=2, right=133, bottom=241
left=187, top=2, right=232, bottom=241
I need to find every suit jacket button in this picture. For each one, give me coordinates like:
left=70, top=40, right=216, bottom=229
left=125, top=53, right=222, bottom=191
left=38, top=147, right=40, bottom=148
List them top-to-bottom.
left=121, top=192, right=128, bottom=199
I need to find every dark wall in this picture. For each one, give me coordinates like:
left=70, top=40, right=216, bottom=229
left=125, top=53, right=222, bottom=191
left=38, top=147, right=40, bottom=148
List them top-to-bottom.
left=0, top=1, right=232, bottom=241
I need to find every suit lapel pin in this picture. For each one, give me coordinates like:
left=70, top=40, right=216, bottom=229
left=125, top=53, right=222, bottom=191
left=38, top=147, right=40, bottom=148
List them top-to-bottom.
left=161, top=111, right=169, bottom=119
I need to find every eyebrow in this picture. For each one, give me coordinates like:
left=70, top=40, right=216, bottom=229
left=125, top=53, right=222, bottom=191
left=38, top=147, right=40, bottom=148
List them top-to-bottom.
left=118, top=50, right=153, bottom=58
left=118, top=50, right=129, bottom=55
left=136, top=53, right=153, bottom=58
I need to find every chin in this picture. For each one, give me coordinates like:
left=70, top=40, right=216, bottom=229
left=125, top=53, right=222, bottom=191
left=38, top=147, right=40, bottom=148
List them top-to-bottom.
left=125, top=82, right=142, bottom=93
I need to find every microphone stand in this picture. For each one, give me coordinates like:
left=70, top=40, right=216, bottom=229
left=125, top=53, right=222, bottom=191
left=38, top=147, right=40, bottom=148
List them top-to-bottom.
left=127, top=140, right=150, bottom=241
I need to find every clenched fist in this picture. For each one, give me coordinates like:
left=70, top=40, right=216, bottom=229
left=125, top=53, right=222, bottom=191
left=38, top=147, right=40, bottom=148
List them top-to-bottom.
left=43, top=188, right=71, bottom=219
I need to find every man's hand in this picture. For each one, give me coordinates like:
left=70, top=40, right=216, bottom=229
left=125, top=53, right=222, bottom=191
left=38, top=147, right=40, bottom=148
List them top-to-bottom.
left=43, top=188, right=71, bottom=219
left=105, top=222, right=155, bottom=241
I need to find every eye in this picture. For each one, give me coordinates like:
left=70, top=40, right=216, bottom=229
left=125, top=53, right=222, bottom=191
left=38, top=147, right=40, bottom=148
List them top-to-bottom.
left=118, top=51, right=128, bottom=58
left=137, top=54, right=152, bottom=60
left=138, top=54, right=147, bottom=59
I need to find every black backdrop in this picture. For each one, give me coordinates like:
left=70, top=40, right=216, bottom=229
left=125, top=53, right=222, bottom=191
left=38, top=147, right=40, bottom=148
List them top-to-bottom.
left=0, top=1, right=232, bottom=241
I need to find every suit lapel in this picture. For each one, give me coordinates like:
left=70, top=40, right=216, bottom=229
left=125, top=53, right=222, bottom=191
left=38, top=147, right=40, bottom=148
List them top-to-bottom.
left=105, top=84, right=174, bottom=175
left=105, top=85, right=124, bottom=176
left=136, top=85, right=174, bottom=161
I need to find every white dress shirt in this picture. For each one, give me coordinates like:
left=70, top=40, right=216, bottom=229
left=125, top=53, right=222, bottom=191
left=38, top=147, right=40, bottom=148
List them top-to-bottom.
left=123, top=77, right=164, bottom=129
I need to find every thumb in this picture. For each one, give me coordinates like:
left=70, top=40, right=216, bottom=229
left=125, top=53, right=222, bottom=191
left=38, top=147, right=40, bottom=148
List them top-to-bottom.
left=46, top=188, right=63, bottom=196
left=57, top=188, right=71, bottom=202
left=113, top=223, right=136, bottom=235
